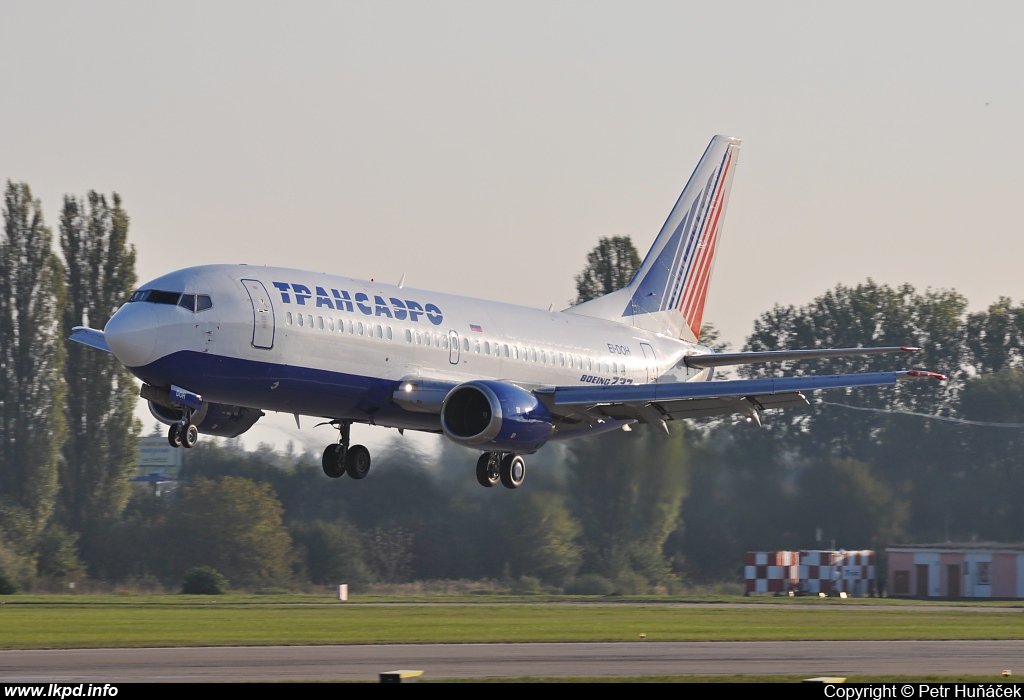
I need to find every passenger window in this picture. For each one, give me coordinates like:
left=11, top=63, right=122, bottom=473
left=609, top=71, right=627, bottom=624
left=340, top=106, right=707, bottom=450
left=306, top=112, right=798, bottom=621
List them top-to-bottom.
left=178, top=294, right=196, bottom=312
left=197, top=295, right=213, bottom=311
left=286, top=312, right=293, bottom=325
left=298, top=315, right=304, bottom=327
left=307, top=315, right=313, bottom=328
left=318, top=316, right=324, bottom=330
left=328, top=319, right=334, bottom=331
left=348, top=321, right=354, bottom=334
left=358, top=322, right=364, bottom=336
left=376, top=325, right=383, bottom=338
left=387, top=327, right=393, bottom=340
left=405, top=329, right=412, bottom=343
left=442, top=336, right=448, bottom=349
left=463, top=338, right=470, bottom=352
left=475, top=341, right=481, bottom=353
left=483, top=341, right=490, bottom=354
left=512, top=346, right=518, bottom=360
left=531, top=349, right=537, bottom=362
left=540, top=350, right=547, bottom=364
left=559, top=353, right=565, bottom=366
left=568, top=355, right=574, bottom=369
left=576, top=355, right=582, bottom=368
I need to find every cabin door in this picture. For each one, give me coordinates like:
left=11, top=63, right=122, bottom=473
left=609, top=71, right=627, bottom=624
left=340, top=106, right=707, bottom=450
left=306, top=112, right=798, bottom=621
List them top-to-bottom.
left=241, top=279, right=275, bottom=349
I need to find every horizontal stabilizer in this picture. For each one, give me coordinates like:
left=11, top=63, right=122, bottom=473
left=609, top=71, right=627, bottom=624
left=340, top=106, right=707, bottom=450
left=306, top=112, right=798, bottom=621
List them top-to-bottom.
left=68, top=326, right=110, bottom=353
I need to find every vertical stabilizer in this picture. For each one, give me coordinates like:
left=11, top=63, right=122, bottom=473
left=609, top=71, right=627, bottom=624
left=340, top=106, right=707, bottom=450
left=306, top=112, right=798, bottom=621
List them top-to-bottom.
left=567, top=135, right=740, bottom=342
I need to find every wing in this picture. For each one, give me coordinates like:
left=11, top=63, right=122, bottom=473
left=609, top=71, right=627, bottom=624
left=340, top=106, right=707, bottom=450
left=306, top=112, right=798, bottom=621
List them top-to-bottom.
left=68, top=326, right=111, bottom=353
left=683, top=346, right=919, bottom=369
left=536, top=370, right=946, bottom=429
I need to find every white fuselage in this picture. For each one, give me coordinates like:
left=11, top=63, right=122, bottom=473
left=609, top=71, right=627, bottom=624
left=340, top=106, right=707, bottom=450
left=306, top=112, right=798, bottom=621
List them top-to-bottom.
left=104, top=264, right=713, bottom=433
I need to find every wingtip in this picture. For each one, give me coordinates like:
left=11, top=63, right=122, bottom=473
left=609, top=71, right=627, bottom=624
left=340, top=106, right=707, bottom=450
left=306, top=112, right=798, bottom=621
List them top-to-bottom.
left=904, top=370, right=947, bottom=381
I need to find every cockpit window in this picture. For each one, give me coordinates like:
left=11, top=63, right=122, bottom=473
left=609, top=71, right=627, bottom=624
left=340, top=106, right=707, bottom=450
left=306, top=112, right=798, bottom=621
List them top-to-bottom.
left=129, top=289, right=181, bottom=305
left=129, top=289, right=213, bottom=312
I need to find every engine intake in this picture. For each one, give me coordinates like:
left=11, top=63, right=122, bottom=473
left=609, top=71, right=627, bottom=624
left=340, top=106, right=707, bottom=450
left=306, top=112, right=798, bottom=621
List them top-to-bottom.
left=440, top=380, right=553, bottom=453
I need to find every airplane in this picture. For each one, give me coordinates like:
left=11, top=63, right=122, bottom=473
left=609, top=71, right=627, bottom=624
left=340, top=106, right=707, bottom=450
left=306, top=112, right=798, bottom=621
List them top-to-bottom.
left=69, top=135, right=946, bottom=490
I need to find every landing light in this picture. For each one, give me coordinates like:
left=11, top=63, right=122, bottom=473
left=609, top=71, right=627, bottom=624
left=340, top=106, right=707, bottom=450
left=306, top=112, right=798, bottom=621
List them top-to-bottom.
left=404, top=383, right=414, bottom=393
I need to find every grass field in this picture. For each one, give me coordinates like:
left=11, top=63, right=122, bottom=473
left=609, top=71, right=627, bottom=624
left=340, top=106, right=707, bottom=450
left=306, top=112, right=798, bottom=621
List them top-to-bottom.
left=2, top=594, right=1023, bottom=649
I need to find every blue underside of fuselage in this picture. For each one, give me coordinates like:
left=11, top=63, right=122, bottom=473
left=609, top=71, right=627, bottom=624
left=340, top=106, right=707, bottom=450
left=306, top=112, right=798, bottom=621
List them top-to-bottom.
left=130, top=350, right=445, bottom=432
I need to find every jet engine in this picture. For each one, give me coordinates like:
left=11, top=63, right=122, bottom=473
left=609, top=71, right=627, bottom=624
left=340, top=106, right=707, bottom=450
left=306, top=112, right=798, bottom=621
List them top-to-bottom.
left=440, top=380, right=553, bottom=453
left=148, top=400, right=263, bottom=438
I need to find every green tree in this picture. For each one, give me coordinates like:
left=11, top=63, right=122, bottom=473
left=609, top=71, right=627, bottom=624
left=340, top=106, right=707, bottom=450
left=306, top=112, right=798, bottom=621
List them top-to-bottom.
left=0, top=182, right=67, bottom=553
left=59, top=192, right=140, bottom=558
left=573, top=236, right=641, bottom=304
left=966, top=298, right=1024, bottom=374
left=954, top=370, right=1024, bottom=541
left=566, top=426, right=688, bottom=585
left=793, top=458, right=909, bottom=549
left=170, top=477, right=294, bottom=588
left=499, top=491, right=582, bottom=585
left=290, top=518, right=373, bottom=588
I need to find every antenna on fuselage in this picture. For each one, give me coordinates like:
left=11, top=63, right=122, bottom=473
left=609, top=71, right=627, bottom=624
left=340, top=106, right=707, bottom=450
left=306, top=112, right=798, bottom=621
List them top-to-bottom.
left=398, top=273, right=406, bottom=289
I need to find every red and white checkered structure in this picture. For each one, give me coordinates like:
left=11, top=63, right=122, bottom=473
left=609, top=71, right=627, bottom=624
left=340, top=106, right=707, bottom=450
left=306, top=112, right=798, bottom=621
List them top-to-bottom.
left=745, top=550, right=875, bottom=595
left=744, top=551, right=800, bottom=593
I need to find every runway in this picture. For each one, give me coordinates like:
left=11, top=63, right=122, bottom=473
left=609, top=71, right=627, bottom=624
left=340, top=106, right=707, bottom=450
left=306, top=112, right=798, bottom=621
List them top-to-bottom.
left=2, top=641, right=1023, bottom=682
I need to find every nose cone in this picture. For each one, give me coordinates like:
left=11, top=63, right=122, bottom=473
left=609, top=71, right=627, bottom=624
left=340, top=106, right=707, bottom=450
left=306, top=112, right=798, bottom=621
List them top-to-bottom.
left=104, top=303, right=159, bottom=367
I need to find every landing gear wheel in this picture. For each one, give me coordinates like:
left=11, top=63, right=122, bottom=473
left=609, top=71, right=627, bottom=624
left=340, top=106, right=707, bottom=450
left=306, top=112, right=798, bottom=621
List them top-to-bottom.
left=180, top=423, right=199, bottom=449
left=167, top=424, right=182, bottom=448
left=321, top=444, right=346, bottom=479
left=345, top=444, right=371, bottom=480
left=476, top=452, right=500, bottom=488
left=499, top=454, right=526, bottom=489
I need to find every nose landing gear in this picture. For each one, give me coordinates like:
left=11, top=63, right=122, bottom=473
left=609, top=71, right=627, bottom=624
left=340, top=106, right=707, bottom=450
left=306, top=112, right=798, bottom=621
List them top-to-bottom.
left=167, top=416, right=199, bottom=449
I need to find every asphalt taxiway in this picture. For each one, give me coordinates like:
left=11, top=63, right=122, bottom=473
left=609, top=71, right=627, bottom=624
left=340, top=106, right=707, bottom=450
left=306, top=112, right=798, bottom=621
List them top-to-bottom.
left=2, top=640, right=1022, bottom=682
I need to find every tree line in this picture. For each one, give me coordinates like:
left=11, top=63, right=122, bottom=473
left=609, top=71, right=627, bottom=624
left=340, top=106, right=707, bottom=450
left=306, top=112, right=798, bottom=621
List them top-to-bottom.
left=1, top=182, right=139, bottom=591
left=2, top=208, right=1022, bottom=593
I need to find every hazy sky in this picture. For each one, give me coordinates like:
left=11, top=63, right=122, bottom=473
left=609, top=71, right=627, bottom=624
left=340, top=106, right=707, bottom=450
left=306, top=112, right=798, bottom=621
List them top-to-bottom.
left=3, top=1, right=1022, bottom=452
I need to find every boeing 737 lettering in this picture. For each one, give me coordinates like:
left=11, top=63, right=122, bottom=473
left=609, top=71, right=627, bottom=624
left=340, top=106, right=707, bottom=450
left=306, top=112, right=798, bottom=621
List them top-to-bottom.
left=70, top=136, right=945, bottom=489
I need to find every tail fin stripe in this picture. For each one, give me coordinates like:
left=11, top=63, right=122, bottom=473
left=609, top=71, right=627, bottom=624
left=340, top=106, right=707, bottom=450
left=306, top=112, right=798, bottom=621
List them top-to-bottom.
left=679, top=150, right=733, bottom=317
left=667, top=164, right=723, bottom=312
left=668, top=173, right=718, bottom=310
left=682, top=188, right=725, bottom=324
left=664, top=190, right=705, bottom=311
left=683, top=218, right=723, bottom=330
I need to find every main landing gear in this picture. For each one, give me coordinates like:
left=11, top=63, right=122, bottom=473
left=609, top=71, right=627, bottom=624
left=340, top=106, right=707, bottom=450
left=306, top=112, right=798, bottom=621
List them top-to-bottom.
left=167, top=415, right=199, bottom=449
left=321, top=421, right=372, bottom=480
left=476, top=452, right=526, bottom=489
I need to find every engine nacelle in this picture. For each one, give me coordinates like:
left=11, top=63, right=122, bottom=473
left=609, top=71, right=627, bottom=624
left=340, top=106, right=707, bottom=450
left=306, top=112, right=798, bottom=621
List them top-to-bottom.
left=440, top=380, right=554, bottom=453
left=148, top=400, right=263, bottom=438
